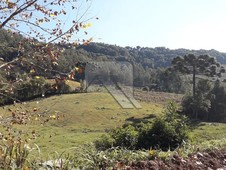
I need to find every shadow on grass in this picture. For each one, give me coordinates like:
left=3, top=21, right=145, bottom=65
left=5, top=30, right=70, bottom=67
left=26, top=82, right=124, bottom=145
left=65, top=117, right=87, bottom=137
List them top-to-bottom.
left=125, top=114, right=156, bottom=125
left=188, top=119, right=207, bottom=130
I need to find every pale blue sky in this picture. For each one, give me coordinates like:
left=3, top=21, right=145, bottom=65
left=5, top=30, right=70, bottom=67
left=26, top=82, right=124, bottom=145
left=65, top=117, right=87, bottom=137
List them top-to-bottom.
left=87, top=0, right=226, bottom=52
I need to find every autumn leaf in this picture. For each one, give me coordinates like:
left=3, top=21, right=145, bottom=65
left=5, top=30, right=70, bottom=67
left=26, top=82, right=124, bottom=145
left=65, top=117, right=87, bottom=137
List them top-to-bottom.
left=7, top=2, right=16, bottom=9
left=8, top=2, right=16, bottom=7
left=62, top=9, right=66, bottom=15
left=50, top=13, right=56, bottom=17
left=38, top=19, right=44, bottom=23
left=82, top=22, right=92, bottom=29
left=87, top=22, right=92, bottom=27
left=75, top=24, right=79, bottom=31
left=82, top=24, right=88, bottom=29
left=66, top=34, right=71, bottom=39
left=72, top=42, right=78, bottom=46
left=52, top=61, right=58, bottom=66
left=75, top=66, right=79, bottom=71
left=30, top=69, right=35, bottom=73
left=34, top=76, right=40, bottom=79
left=50, top=115, right=56, bottom=119
left=24, top=166, right=29, bottom=170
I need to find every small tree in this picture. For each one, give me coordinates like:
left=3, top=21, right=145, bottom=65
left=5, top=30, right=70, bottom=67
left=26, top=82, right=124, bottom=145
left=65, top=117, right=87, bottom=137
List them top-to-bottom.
left=172, top=54, right=225, bottom=118
left=182, top=79, right=212, bottom=120
left=209, top=80, right=226, bottom=121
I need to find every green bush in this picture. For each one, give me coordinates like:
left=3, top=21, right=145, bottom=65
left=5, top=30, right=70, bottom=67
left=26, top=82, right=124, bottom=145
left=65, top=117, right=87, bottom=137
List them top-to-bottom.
left=96, top=102, right=189, bottom=151
left=137, top=102, right=188, bottom=150
left=137, top=117, right=188, bottom=150
left=96, top=124, right=139, bottom=150
left=111, top=124, right=139, bottom=149
left=95, top=133, right=115, bottom=150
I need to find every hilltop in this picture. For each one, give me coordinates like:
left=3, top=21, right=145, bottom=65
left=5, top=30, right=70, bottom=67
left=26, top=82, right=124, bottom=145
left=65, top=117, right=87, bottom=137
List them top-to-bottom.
left=1, top=28, right=226, bottom=79
left=1, top=29, right=226, bottom=96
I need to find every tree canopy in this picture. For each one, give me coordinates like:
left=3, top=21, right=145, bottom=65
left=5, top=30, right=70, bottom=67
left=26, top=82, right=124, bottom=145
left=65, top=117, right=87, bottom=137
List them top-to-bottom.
left=0, top=0, right=96, bottom=100
left=0, top=0, right=94, bottom=44
left=171, top=54, right=225, bottom=119
left=172, top=54, right=225, bottom=96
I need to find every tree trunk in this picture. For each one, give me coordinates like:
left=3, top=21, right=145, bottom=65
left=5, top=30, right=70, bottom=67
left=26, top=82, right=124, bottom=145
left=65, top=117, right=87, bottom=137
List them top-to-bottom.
left=193, top=65, right=197, bottom=119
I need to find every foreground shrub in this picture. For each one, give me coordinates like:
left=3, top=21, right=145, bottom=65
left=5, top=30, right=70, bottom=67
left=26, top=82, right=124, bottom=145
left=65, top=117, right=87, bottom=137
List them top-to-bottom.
left=96, top=102, right=189, bottom=151
left=138, top=102, right=189, bottom=150
left=137, top=117, right=188, bottom=150
left=96, top=124, right=139, bottom=150
left=95, top=133, right=115, bottom=150
left=0, top=141, right=32, bottom=170
left=72, top=143, right=149, bottom=169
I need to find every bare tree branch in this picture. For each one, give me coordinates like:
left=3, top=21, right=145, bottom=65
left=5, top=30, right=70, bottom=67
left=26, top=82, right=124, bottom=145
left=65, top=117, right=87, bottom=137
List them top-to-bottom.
left=0, top=0, right=38, bottom=29
left=0, top=58, right=20, bottom=69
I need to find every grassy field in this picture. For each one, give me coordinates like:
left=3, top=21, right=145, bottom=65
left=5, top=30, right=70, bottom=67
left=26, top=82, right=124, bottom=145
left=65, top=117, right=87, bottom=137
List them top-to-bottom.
left=1, top=91, right=226, bottom=158
left=0, top=92, right=163, bottom=157
left=189, top=122, right=226, bottom=144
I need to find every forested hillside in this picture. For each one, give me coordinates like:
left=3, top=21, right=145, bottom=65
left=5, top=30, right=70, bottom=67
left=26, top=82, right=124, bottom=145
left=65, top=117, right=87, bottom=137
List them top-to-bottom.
left=2, top=28, right=226, bottom=68
left=1, top=29, right=226, bottom=96
left=78, top=43, right=226, bottom=67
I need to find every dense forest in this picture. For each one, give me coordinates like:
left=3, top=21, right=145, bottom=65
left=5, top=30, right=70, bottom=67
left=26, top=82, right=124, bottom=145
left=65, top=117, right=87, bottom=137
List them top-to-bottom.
left=1, top=29, right=226, bottom=103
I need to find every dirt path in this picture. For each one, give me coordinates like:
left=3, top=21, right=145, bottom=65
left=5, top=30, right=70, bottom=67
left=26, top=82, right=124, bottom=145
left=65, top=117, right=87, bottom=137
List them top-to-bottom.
left=113, top=148, right=226, bottom=170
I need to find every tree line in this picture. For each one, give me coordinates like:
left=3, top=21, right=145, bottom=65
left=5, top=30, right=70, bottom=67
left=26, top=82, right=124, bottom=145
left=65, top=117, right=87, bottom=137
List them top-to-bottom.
left=1, top=29, right=226, bottom=119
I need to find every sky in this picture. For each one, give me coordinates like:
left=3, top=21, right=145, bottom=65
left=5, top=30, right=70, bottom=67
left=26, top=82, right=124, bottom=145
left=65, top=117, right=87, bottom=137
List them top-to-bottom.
left=86, top=0, right=226, bottom=52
